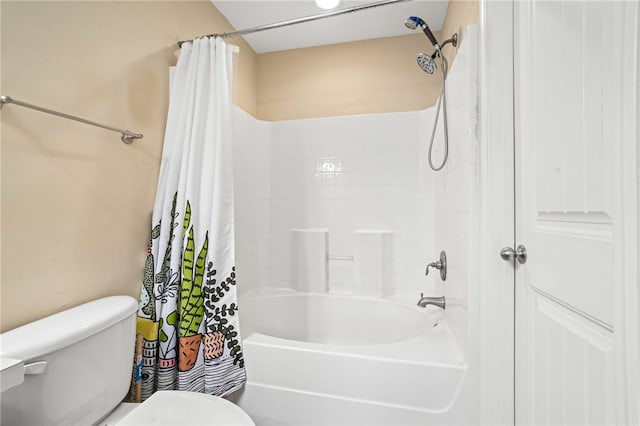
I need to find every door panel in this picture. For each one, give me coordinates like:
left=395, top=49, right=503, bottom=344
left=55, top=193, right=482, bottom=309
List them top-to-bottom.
left=519, top=0, right=618, bottom=327
left=514, top=1, right=627, bottom=424
left=530, top=297, right=615, bottom=425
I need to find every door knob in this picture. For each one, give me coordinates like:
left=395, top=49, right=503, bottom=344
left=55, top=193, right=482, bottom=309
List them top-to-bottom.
left=500, top=245, right=527, bottom=264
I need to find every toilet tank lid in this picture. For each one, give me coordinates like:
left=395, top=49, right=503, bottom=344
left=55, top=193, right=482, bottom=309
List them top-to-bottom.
left=0, top=296, right=138, bottom=361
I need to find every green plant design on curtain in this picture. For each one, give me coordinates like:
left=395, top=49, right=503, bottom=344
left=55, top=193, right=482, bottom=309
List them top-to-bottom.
left=155, top=192, right=180, bottom=361
left=178, top=200, right=209, bottom=372
left=203, top=265, right=244, bottom=367
left=158, top=311, right=178, bottom=345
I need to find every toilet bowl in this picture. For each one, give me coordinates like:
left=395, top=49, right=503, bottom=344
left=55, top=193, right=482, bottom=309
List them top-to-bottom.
left=0, top=296, right=254, bottom=426
left=107, top=391, right=254, bottom=426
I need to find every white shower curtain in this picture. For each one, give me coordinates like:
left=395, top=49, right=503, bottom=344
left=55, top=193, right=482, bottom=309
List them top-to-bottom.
left=134, top=37, right=246, bottom=401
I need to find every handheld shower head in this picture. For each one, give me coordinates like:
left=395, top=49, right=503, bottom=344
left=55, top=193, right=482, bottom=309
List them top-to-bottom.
left=404, top=16, right=440, bottom=50
left=404, top=16, right=425, bottom=30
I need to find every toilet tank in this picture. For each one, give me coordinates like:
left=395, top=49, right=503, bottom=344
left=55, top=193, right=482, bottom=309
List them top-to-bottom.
left=0, top=296, right=138, bottom=426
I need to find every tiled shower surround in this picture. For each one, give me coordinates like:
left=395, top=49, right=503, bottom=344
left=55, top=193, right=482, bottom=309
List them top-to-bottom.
left=233, top=25, right=477, bottom=352
left=233, top=108, right=440, bottom=298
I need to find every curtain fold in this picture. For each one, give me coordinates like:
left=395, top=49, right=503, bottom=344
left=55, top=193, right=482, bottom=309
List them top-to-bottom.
left=133, top=37, right=245, bottom=401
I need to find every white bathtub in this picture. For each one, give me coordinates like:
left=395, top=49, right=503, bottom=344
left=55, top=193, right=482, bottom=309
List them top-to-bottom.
left=231, top=291, right=473, bottom=425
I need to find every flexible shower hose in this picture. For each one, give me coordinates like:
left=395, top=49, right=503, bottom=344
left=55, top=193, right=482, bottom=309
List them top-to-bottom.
left=428, top=53, right=449, bottom=171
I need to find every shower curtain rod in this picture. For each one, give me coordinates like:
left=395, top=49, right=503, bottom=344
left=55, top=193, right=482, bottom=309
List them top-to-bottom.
left=177, top=0, right=411, bottom=47
left=0, top=95, right=143, bottom=144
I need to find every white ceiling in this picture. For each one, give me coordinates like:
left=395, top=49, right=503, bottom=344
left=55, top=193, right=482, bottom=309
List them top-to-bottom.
left=211, top=0, right=448, bottom=53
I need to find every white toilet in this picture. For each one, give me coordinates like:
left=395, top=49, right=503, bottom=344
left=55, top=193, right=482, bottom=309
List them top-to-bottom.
left=0, top=296, right=254, bottom=426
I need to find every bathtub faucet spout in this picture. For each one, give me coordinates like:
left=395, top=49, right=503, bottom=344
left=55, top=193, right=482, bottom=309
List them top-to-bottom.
left=417, top=293, right=446, bottom=310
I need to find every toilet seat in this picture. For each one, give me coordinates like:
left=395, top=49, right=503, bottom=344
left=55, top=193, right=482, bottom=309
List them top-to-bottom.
left=115, top=391, right=255, bottom=426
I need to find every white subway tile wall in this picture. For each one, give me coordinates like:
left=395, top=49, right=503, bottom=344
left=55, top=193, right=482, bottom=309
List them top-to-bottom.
left=434, top=26, right=479, bottom=354
left=233, top=107, right=440, bottom=297
left=232, top=109, right=272, bottom=296
left=291, top=229, right=329, bottom=292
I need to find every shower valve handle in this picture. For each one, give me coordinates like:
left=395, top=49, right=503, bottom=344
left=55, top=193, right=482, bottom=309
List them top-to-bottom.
left=425, top=251, right=447, bottom=281
left=425, top=261, right=442, bottom=274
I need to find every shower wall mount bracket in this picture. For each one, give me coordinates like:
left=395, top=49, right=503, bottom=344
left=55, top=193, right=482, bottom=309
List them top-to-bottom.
left=448, top=33, right=458, bottom=49
left=425, top=251, right=447, bottom=281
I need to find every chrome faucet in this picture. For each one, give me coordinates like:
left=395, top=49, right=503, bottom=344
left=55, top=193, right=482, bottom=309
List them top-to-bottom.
left=417, top=293, right=446, bottom=309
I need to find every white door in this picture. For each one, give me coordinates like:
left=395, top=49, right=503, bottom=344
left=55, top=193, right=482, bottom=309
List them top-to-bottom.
left=514, top=1, right=639, bottom=425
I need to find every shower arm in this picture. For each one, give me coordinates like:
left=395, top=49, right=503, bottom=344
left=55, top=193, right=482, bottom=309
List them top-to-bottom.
left=430, top=33, right=458, bottom=58
left=440, top=33, right=458, bottom=50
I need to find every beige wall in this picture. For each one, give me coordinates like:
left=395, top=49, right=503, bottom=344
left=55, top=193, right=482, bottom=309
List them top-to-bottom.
left=256, top=0, right=478, bottom=121
left=0, top=1, right=257, bottom=331
left=256, top=33, right=441, bottom=121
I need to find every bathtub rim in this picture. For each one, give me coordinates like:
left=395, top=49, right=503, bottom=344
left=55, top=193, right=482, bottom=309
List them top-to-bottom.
left=239, top=289, right=466, bottom=365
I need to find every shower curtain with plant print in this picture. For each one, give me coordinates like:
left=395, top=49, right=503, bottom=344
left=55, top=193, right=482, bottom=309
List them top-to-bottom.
left=132, top=37, right=245, bottom=402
